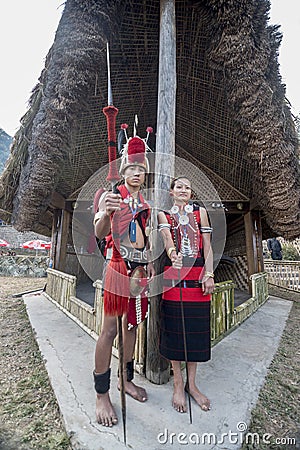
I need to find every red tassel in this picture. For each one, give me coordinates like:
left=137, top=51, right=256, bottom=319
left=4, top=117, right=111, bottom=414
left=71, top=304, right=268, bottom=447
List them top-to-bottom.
left=103, top=105, right=120, bottom=183
left=103, top=246, right=130, bottom=316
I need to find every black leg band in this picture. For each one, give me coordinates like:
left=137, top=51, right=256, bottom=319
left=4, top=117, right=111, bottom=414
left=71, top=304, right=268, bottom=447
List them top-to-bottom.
left=117, top=360, right=134, bottom=381
left=126, top=360, right=134, bottom=382
left=93, top=368, right=111, bottom=394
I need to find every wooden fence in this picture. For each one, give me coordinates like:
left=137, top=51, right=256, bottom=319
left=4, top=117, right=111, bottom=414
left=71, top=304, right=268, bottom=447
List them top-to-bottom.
left=264, top=260, right=300, bottom=291
left=45, top=269, right=268, bottom=378
left=45, top=271, right=146, bottom=368
left=210, top=272, right=268, bottom=343
left=233, top=272, right=268, bottom=326
left=210, top=280, right=235, bottom=341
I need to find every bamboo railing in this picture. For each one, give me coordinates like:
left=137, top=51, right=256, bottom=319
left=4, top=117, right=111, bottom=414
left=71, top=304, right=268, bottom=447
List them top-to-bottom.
left=264, top=260, right=300, bottom=291
left=46, top=268, right=76, bottom=310
left=45, top=269, right=268, bottom=377
left=45, top=270, right=146, bottom=368
left=210, top=272, right=268, bottom=343
left=233, top=272, right=268, bottom=326
left=210, top=280, right=235, bottom=342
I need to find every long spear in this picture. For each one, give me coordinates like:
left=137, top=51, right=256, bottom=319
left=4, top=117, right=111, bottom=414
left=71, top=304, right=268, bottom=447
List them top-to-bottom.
left=102, top=42, right=127, bottom=445
left=173, top=226, right=193, bottom=424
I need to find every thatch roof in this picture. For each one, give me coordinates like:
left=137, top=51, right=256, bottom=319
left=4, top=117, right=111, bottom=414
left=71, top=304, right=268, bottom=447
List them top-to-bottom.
left=0, top=0, right=299, bottom=239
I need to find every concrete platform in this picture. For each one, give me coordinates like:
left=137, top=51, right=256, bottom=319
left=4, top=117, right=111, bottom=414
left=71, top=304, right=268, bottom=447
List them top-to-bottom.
left=23, top=293, right=292, bottom=450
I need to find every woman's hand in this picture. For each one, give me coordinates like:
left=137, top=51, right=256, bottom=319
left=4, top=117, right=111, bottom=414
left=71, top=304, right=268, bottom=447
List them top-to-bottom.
left=171, top=251, right=183, bottom=269
left=147, top=262, right=155, bottom=282
left=202, top=277, right=214, bottom=295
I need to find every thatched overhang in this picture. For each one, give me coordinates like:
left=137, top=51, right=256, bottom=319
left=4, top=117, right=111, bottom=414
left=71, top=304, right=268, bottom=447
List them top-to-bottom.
left=0, top=0, right=299, bottom=239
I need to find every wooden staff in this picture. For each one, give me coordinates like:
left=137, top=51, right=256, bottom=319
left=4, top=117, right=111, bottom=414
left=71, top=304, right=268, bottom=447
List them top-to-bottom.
left=103, top=42, right=127, bottom=445
left=173, top=227, right=193, bottom=424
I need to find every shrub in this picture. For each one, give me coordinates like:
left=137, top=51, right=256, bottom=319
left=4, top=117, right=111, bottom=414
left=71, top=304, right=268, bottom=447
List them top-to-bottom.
left=281, top=243, right=300, bottom=261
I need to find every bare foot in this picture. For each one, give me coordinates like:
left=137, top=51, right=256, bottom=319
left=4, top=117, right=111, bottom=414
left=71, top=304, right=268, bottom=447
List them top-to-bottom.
left=118, top=380, right=148, bottom=402
left=172, top=382, right=187, bottom=413
left=186, top=384, right=210, bottom=411
left=96, top=392, right=118, bottom=426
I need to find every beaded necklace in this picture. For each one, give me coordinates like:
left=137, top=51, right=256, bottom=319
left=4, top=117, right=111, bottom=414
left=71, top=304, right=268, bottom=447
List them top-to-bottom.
left=123, top=188, right=142, bottom=243
left=170, top=203, right=200, bottom=257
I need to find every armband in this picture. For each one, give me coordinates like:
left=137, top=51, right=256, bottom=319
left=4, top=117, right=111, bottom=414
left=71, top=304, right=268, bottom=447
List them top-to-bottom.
left=158, top=223, right=171, bottom=230
left=200, top=226, right=213, bottom=233
left=167, top=247, right=176, bottom=259
left=203, top=271, right=214, bottom=279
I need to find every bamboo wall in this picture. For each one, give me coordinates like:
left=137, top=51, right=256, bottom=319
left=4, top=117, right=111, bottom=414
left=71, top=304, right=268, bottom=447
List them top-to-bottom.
left=215, top=256, right=248, bottom=292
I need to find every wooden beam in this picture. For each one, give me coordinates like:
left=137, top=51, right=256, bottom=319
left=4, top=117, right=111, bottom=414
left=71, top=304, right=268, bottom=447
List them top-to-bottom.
left=146, top=0, right=176, bottom=384
left=154, top=0, right=176, bottom=190
left=50, top=191, right=66, bottom=209
left=223, top=201, right=250, bottom=214
left=50, top=209, right=60, bottom=269
left=55, top=210, right=71, bottom=272
left=253, top=210, right=264, bottom=273
left=244, top=211, right=259, bottom=293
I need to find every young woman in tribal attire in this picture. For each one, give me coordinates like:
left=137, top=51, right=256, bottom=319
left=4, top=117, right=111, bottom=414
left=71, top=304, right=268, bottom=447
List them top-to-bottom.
left=158, top=177, right=214, bottom=413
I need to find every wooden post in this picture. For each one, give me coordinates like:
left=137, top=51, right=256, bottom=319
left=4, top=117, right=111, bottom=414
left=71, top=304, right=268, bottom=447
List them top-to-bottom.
left=146, top=0, right=176, bottom=384
left=155, top=0, right=177, bottom=195
left=50, top=193, right=70, bottom=271
left=51, top=209, right=60, bottom=269
left=55, top=209, right=71, bottom=272
left=244, top=211, right=259, bottom=293
left=254, top=211, right=264, bottom=273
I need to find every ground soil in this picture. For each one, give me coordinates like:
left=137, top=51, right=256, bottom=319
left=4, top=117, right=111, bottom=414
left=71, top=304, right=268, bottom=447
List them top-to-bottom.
left=0, top=276, right=299, bottom=449
left=0, top=277, right=71, bottom=450
left=242, top=300, right=300, bottom=450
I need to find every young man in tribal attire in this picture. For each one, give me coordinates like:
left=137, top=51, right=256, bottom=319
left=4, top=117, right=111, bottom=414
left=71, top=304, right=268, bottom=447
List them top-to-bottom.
left=93, top=135, right=155, bottom=427
left=158, top=177, right=214, bottom=413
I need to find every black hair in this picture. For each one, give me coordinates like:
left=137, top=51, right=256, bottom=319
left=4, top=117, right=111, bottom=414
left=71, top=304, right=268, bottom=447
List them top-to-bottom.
left=170, top=176, right=192, bottom=190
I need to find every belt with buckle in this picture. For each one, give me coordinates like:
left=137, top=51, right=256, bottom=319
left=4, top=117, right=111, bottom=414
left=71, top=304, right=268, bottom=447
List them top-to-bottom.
left=119, top=245, right=147, bottom=263
left=163, top=279, right=202, bottom=288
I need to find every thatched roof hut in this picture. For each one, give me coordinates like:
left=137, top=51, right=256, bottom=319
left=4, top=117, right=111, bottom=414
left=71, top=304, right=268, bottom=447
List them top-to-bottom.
left=0, top=0, right=299, bottom=244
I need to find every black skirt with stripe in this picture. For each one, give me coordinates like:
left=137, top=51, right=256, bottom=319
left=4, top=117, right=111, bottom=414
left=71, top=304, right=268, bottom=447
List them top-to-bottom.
left=159, top=300, right=211, bottom=362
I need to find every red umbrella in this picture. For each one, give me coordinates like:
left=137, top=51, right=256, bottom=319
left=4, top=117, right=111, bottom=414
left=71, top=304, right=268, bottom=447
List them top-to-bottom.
left=0, top=239, right=10, bottom=247
left=22, top=240, right=50, bottom=250
left=42, top=242, right=52, bottom=250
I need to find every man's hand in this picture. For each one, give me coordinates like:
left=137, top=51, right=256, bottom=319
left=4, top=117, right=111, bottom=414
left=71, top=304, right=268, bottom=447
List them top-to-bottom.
left=94, top=191, right=121, bottom=240
left=103, top=192, right=122, bottom=216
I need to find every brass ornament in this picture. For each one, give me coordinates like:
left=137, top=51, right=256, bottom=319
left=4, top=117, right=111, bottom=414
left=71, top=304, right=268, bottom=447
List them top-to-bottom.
left=184, top=204, right=193, bottom=213
left=179, top=214, right=189, bottom=225
left=129, top=266, right=148, bottom=296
